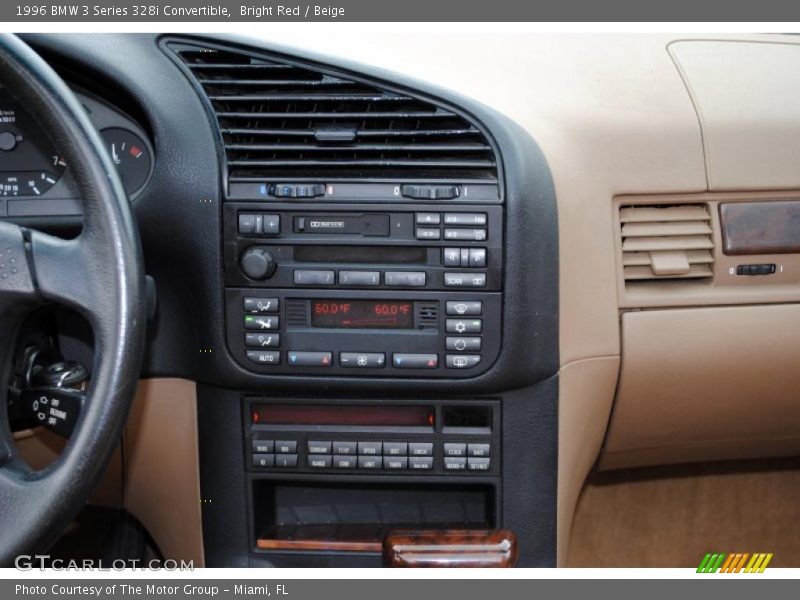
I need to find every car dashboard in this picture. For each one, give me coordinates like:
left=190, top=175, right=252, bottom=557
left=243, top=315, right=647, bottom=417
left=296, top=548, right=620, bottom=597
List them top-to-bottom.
left=6, top=32, right=800, bottom=568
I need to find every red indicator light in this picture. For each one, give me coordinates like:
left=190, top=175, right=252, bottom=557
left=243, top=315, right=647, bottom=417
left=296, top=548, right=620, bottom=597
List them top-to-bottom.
left=129, top=145, right=143, bottom=159
left=252, top=411, right=260, bottom=423
left=427, top=412, right=435, bottom=426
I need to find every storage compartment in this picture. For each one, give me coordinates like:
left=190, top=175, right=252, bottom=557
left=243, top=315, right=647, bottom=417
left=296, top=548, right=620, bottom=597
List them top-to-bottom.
left=602, top=304, right=800, bottom=470
left=253, top=481, right=496, bottom=553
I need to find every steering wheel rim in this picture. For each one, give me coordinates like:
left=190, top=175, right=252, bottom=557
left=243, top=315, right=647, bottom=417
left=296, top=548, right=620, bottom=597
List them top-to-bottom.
left=0, top=34, right=146, bottom=564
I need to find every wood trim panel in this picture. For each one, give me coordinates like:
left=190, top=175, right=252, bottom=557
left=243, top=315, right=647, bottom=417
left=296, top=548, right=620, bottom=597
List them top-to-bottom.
left=720, top=200, right=800, bottom=255
left=383, top=529, right=518, bottom=568
left=257, top=539, right=382, bottom=552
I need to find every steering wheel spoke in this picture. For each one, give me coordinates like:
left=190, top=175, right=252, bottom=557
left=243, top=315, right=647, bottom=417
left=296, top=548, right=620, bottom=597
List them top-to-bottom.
left=29, top=229, right=105, bottom=319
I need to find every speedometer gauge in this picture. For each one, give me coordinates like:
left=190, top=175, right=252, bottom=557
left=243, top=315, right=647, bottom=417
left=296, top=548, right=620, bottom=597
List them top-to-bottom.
left=0, top=84, right=66, bottom=197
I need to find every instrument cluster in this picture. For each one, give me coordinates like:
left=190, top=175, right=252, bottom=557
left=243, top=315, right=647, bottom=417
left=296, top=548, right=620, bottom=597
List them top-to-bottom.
left=0, top=83, right=153, bottom=216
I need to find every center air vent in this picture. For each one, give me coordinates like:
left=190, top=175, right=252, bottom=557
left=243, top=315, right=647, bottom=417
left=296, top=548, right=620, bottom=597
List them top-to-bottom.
left=166, top=40, right=498, bottom=184
left=620, top=204, right=715, bottom=281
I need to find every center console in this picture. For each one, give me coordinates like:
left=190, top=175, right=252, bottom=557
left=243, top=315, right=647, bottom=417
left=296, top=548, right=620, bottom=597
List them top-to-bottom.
left=164, top=36, right=558, bottom=569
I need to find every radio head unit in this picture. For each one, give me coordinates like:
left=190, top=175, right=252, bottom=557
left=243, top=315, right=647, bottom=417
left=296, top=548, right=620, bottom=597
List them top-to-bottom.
left=223, top=188, right=504, bottom=378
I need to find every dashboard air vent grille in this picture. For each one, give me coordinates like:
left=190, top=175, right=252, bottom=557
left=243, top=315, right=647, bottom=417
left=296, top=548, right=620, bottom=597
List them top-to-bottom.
left=169, top=42, right=498, bottom=183
left=620, top=204, right=714, bottom=281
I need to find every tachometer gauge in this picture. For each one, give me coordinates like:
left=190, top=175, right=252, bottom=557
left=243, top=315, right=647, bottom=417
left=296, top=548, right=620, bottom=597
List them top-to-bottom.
left=0, top=85, right=67, bottom=197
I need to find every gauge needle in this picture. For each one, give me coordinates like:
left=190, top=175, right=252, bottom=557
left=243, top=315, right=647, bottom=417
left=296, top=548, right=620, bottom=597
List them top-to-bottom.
left=111, top=142, right=120, bottom=165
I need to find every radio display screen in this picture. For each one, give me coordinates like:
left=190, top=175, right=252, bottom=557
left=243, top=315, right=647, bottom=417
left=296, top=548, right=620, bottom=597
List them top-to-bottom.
left=310, top=299, right=414, bottom=329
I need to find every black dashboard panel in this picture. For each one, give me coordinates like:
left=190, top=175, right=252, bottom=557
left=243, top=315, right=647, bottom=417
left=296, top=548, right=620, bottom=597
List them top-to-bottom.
left=17, top=33, right=559, bottom=568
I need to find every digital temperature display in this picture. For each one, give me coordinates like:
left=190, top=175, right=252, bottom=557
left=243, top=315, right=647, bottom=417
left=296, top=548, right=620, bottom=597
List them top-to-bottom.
left=310, top=300, right=414, bottom=329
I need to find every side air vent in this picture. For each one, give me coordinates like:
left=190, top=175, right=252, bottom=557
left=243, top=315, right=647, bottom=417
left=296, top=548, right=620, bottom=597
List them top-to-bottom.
left=167, top=41, right=498, bottom=183
left=620, top=204, right=714, bottom=281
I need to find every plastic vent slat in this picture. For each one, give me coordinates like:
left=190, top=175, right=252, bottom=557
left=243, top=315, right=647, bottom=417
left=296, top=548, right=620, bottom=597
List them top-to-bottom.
left=170, top=41, right=498, bottom=182
left=226, top=144, right=491, bottom=152
left=228, top=159, right=496, bottom=168
left=620, top=204, right=715, bottom=282
left=619, top=205, right=710, bottom=223
left=623, top=264, right=713, bottom=280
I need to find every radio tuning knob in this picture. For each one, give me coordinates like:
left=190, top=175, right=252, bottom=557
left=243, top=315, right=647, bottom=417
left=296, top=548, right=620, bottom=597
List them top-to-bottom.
left=240, top=247, right=277, bottom=280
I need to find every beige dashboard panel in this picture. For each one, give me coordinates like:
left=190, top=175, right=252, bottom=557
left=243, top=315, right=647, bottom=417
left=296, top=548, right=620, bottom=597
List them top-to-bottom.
left=671, top=40, right=800, bottom=191
left=601, top=305, right=800, bottom=470
left=557, top=356, right=619, bottom=566
left=124, top=379, right=204, bottom=566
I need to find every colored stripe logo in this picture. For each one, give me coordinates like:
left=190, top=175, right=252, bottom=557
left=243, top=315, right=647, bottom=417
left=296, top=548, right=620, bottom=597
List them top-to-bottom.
left=697, top=552, right=773, bottom=573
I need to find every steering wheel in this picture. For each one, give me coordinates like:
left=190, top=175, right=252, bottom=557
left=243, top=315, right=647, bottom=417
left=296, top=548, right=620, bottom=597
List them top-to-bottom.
left=0, top=35, right=146, bottom=564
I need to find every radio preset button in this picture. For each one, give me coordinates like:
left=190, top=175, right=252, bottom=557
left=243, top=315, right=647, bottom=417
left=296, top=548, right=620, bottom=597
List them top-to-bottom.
left=416, top=213, right=441, bottom=225
left=444, top=213, right=487, bottom=226
left=416, top=227, right=441, bottom=240
left=444, top=228, right=487, bottom=241
left=294, top=269, right=335, bottom=286
left=339, top=271, right=381, bottom=286
left=385, top=271, right=426, bottom=287
left=444, top=272, right=487, bottom=288
left=243, top=297, right=279, bottom=314
left=446, top=301, right=482, bottom=316
left=244, top=315, right=279, bottom=330
left=446, top=319, right=482, bottom=334
left=245, top=333, right=280, bottom=348
left=446, top=337, right=482, bottom=352
left=246, top=350, right=281, bottom=365
left=288, top=351, right=333, bottom=367
left=340, top=352, right=386, bottom=368
left=392, top=353, right=438, bottom=369
left=446, top=355, right=482, bottom=369
left=308, top=441, right=332, bottom=455
left=333, top=441, right=358, bottom=455
left=409, top=443, right=433, bottom=457
left=333, top=455, right=357, bottom=469
left=358, top=456, right=383, bottom=469
left=409, top=456, right=434, bottom=470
